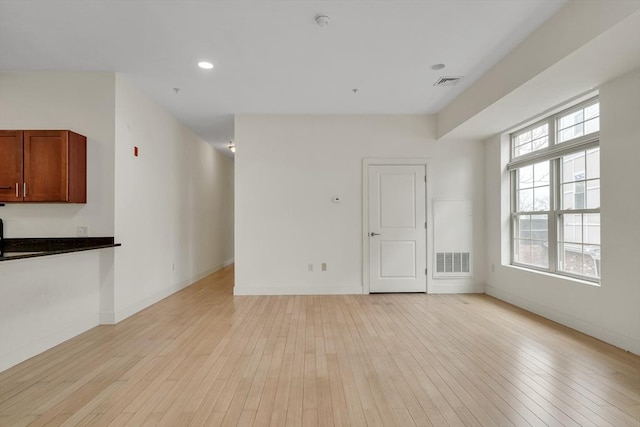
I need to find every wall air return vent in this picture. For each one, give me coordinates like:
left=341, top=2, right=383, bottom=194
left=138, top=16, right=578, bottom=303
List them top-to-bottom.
left=434, top=76, right=462, bottom=87
left=433, top=200, right=473, bottom=278
left=436, top=252, right=471, bottom=274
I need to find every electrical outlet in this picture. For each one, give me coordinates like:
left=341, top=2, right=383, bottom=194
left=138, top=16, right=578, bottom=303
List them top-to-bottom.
left=77, top=226, right=88, bottom=237
left=321, top=262, right=327, bottom=271
left=308, top=264, right=313, bottom=272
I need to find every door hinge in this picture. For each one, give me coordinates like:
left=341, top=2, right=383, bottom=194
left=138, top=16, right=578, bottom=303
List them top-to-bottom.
left=424, top=175, right=427, bottom=182
left=425, top=268, right=428, bottom=275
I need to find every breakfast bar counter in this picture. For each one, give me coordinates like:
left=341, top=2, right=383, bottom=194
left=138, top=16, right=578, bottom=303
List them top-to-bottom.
left=0, top=237, right=120, bottom=261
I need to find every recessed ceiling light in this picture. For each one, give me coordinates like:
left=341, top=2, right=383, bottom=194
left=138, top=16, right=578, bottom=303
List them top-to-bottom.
left=198, top=61, right=214, bottom=70
left=431, top=63, right=446, bottom=70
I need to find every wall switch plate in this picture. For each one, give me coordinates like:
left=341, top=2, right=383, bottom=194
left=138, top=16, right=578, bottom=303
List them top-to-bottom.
left=77, top=226, right=88, bottom=237
left=321, top=262, right=327, bottom=271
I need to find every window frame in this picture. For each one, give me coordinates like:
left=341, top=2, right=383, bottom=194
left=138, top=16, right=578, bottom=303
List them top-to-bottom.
left=509, top=96, right=600, bottom=283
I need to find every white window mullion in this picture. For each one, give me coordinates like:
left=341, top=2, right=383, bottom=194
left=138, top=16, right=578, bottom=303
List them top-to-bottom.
left=509, top=97, right=600, bottom=283
left=549, top=114, right=557, bottom=148
left=507, top=137, right=599, bottom=171
left=548, top=158, right=559, bottom=273
left=510, top=170, right=517, bottom=265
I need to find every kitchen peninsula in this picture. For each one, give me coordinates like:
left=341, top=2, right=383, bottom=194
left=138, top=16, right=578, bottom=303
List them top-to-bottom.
left=0, top=237, right=120, bottom=261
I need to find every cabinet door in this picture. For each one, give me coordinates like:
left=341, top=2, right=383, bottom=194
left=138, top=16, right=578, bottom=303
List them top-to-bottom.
left=0, top=130, right=23, bottom=202
left=23, top=130, right=69, bottom=202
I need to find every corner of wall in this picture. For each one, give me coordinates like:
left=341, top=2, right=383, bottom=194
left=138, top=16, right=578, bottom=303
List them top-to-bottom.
left=112, top=79, right=235, bottom=322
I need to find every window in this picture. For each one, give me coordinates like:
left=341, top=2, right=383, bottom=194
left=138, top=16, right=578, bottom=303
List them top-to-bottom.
left=509, top=97, right=600, bottom=282
left=558, top=102, right=599, bottom=143
left=513, top=123, right=549, bottom=157
left=558, top=147, right=600, bottom=279
left=512, top=160, right=550, bottom=269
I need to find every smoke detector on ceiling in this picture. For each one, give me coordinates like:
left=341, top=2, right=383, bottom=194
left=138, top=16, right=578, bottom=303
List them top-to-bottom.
left=315, top=14, right=331, bottom=26
left=434, top=76, right=463, bottom=87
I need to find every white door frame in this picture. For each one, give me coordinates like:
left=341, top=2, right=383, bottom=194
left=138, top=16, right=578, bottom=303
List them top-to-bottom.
left=362, top=158, right=433, bottom=294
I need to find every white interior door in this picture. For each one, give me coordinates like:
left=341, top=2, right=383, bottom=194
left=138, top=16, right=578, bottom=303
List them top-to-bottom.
left=369, top=165, right=426, bottom=292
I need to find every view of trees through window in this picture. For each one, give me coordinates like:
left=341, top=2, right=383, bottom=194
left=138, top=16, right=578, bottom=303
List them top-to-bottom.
left=510, top=98, right=600, bottom=281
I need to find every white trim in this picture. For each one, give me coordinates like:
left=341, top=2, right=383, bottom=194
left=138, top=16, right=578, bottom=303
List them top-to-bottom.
left=502, top=91, right=599, bottom=138
left=509, top=95, right=599, bottom=161
left=507, top=137, right=599, bottom=170
left=509, top=142, right=601, bottom=283
left=362, top=158, right=432, bottom=294
left=432, top=199, right=474, bottom=279
left=106, top=260, right=232, bottom=324
left=504, top=264, right=599, bottom=287
left=113, top=282, right=194, bottom=323
left=428, top=283, right=485, bottom=294
left=233, top=285, right=363, bottom=296
left=486, top=285, right=640, bottom=355
left=99, top=312, right=116, bottom=325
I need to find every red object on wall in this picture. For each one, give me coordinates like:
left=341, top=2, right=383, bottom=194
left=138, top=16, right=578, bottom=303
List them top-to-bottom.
left=134, top=146, right=139, bottom=157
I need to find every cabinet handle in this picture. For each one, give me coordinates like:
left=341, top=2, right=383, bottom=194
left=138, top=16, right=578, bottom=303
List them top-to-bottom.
left=16, top=183, right=19, bottom=198
left=23, top=183, right=27, bottom=197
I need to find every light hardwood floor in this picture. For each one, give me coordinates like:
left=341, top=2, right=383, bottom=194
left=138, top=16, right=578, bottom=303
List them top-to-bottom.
left=1, top=265, right=639, bottom=426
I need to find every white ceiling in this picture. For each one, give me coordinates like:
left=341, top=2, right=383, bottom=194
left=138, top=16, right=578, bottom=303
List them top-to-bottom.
left=0, top=0, right=565, bottom=155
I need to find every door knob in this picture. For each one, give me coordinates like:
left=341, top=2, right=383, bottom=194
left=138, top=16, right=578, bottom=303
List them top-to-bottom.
left=370, top=232, right=381, bottom=236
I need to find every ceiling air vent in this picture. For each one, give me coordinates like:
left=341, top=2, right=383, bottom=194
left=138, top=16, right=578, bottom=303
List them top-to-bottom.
left=434, top=76, right=462, bottom=87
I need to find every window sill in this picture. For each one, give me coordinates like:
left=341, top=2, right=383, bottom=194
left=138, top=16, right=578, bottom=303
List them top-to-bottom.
left=505, top=264, right=601, bottom=287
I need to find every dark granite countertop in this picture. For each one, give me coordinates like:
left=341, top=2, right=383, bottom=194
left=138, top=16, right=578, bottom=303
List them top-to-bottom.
left=0, top=237, right=120, bottom=261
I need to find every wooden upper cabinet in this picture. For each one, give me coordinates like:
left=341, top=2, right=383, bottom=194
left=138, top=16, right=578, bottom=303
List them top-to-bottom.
left=0, top=130, right=86, bottom=203
left=0, top=131, right=24, bottom=202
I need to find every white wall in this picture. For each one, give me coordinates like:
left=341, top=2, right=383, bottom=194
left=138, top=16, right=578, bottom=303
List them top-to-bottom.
left=437, top=0, right=640, bottom=139
left=484, top=69, right=640, bottom=354
left=0, top=72, right=116, bottom=371
left=0, top=72, right=234, bottom=371
left=0, top=72, right=116, bottom=236
left=110, top=75, right=234, bottom=322
left=234, top=115, right=485, bottom=295
left=0, top=251, right=105, bottom=371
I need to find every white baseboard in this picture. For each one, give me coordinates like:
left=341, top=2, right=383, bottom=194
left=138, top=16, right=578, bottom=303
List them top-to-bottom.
left=108, top=261, right=231, bottom=324
left=234, top=281, right=485, bottom=296
left=428, top=282, right=485, bottom=294
left=113, top=283, right=189, bottom=323
left=234, top=285, right=363, bottom=296
left=486, top=285, right=640, bottom=355
left=99, top=312, right=116, bottom=325
left=0, top=314, right=99, bottom=373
